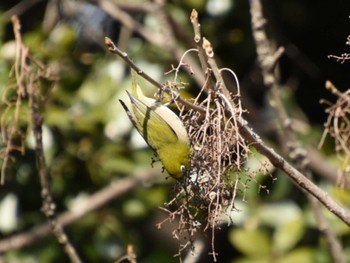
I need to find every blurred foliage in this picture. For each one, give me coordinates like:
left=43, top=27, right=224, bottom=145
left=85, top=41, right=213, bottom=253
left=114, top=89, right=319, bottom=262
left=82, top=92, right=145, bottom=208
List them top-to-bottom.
left=0, top=0, right=350, bottom=262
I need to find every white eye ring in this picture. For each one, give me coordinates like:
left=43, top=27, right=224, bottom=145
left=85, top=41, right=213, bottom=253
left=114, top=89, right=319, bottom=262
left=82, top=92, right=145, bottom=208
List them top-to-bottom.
left=180, top=165, right=186, bottom=173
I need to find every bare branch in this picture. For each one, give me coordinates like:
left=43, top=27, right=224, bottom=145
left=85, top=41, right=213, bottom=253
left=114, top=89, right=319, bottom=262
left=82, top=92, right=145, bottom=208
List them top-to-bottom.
left=10, top=15, right=82, bottom=263
left=105, top=37, right=205, bottom=114
left=320, top=81, right=350, bottom=186
left=239, top=124, right=350, bottom=225
left=0, top=169, right=158, bottom=253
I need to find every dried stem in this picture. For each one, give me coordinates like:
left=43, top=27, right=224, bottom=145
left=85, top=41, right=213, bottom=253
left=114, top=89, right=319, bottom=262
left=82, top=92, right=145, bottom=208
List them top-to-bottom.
left=1, top=16, right=27, bottom=185
left=328, top=35, right=350, bottom=63
left=319, top=81, right=350, bottom=186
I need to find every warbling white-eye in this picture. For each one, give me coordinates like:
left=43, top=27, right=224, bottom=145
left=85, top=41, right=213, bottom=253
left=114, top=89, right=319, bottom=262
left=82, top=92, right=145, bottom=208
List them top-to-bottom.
left=119, top=70, right=190, bottom=180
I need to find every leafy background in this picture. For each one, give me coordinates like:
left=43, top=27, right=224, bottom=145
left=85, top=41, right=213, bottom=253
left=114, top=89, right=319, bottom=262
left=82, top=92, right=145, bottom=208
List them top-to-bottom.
left=0, top=0, right=350, bottom=262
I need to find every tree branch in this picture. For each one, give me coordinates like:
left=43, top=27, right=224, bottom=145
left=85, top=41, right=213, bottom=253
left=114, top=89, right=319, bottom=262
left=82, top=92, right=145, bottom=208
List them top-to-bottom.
left=97, top=0, right=206, bottom=87
left=249, top=1, right=345, bottom=261
left=11, top=15, right=82, bottom=263
left=190, top=20, right=350, bottom=227
left=105, top=22, right=350, bottom=227
left=104, top=37, right=205, bottom=114
left=239, top=124, right=350, bottom=225
left=0, top=169, right=158, bottom=253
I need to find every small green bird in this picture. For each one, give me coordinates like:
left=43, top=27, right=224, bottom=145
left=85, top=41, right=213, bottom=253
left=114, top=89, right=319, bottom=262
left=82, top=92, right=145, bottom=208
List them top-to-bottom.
left=119, top=70, right=190, bottom=180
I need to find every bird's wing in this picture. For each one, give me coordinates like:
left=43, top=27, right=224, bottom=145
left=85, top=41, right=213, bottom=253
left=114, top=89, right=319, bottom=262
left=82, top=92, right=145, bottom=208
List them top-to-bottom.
left=121, top=92, right=179, bottom=151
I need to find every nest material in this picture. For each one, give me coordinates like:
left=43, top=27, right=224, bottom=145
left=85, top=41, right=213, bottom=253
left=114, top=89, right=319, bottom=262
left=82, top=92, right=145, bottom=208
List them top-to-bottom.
left=159, top=80, right=250, bottom=255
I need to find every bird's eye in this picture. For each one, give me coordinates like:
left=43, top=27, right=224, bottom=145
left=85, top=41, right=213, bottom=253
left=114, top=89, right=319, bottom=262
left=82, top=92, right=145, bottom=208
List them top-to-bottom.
left=180, top=165, right=186, bottom=173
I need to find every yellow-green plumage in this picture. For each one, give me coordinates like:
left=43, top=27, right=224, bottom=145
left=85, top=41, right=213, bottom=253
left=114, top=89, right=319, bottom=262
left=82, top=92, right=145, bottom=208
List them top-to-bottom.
left=119, top=71, right=190, bottom=180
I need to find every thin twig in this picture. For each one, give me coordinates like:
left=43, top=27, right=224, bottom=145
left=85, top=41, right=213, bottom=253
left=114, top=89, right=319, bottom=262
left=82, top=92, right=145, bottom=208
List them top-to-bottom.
left=190, top=9, right=210, bottom=80
left=1, top=16, right=28, bottom=185
left=104, top=37, right=205, bottom=114
left=202, top=38, right=232, bottom=102
left=319, top=81, right=350, bottom=187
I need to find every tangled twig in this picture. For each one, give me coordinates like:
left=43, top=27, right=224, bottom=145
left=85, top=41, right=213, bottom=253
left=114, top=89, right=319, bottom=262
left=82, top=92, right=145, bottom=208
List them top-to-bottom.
left=320, top=81, right=350, bottom=185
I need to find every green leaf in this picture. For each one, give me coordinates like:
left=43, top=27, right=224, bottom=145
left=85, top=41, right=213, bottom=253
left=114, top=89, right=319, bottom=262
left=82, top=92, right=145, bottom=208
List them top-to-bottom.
left=123, top=199, right=147, bottom=218
left=273, top=215, right=305, bottom=254
left=229, top=228, right=271, bottom=257
left=278, top=247, right=315, bottom=263
left=233, top=258, right=271, bottom=263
